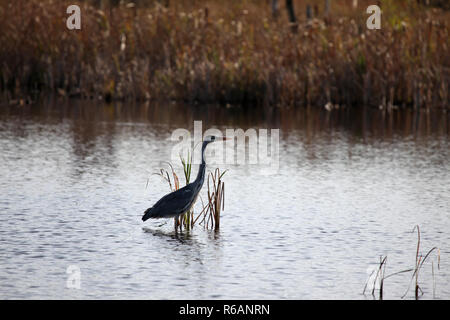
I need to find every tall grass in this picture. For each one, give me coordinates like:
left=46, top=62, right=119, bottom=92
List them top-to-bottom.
left=0, top=0, right=448, bottom=108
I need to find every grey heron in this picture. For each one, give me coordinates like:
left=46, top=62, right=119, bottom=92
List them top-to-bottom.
left=142, top=135, right=228, bottom=221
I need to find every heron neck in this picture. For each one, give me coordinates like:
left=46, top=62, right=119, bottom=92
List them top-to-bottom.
left=194, top=142, right=208, bottom=186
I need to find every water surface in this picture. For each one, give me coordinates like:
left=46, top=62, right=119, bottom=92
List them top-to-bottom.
left=0, top=99, right=449, bottom=299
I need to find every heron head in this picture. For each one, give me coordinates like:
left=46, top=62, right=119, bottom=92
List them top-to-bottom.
left=204, top=135, right=229, bottom=143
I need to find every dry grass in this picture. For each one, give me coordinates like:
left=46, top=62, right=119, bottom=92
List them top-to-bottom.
left=0, top=0, right=449, bottom=108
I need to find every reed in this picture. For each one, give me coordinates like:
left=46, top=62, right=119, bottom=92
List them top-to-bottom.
left=1, top=0, right=448, bottom=108
left=178, top=151, right=193, bottom=231
left=196, top=168, right=226, bottom=230
left=364, top=225, right=441, bottom=299
left=402, top=225, right=441, bottom=299
left=363, top=255, right=387, bottom=299
left=363, top=255, right=413, bottom=299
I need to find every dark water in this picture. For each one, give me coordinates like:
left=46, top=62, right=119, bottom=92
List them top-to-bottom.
left=0, top=99, right=449, bottom=299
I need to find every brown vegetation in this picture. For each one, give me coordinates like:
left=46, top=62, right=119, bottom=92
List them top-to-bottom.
left=0, top=0, right=448, bottom=108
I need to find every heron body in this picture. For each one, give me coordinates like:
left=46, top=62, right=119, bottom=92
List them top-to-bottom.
left=142, top=136, right=224, bottom=221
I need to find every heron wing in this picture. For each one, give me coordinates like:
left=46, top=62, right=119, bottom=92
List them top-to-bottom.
left=143, top=184, right=196, bottom=219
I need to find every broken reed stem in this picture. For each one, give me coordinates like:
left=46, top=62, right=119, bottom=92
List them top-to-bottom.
left=363, top=255, right=387, bottom=299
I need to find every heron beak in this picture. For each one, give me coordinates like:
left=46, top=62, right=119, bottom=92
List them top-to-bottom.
left=222, top=137, right=230, bottom=141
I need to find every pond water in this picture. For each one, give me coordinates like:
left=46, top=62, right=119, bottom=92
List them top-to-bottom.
left=0, top=99, right=449, bottom=299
